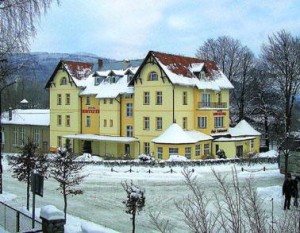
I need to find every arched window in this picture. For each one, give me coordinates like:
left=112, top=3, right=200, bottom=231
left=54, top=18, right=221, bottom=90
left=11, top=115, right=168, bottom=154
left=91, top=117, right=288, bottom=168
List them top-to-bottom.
left=148, top=71, right=158, bottom=81
left=60, top=77, right=67, bottom=85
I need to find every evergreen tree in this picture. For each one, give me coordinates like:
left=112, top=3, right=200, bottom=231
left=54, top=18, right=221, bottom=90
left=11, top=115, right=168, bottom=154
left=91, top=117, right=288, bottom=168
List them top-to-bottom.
left=9, top=138, right=48, bottom=210
left=50, top=139, right=86, bottom=220
left=122, top=181, right=145, bottom=233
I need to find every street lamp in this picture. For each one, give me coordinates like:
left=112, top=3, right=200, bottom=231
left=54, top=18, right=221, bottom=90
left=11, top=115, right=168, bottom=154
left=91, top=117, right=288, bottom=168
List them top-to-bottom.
left=0, top=80, right=17, bottom=194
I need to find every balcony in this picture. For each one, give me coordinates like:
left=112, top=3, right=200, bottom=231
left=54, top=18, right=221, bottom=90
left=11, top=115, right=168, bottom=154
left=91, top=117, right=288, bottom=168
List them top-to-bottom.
left=198, top=102, right=227, bottom=109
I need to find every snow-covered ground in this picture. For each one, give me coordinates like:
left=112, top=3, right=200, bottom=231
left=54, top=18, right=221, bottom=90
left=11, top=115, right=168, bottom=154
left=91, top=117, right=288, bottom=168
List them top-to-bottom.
left=0, top=151, right=287, bottom=232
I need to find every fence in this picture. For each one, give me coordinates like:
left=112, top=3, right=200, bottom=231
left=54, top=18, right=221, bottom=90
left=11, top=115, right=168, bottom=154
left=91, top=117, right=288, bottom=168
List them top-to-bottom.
left=0, top=201, right=42, bottom=233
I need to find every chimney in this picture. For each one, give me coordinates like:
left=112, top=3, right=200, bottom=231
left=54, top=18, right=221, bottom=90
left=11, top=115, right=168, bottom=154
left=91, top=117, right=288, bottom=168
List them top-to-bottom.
left=98, top=59, right=103, bottom=70
left=123, top=59, right=130, bottom=70
left=9, top=107, right=12, bottom=121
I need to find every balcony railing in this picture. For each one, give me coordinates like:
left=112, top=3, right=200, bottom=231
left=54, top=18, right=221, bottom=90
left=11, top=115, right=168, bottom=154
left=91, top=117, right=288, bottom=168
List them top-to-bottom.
left=198, top=102, right=227, bottom=109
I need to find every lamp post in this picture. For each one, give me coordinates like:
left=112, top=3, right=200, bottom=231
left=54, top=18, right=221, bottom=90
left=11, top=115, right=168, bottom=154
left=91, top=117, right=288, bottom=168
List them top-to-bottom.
left=0, top=80, right=17, bottom=194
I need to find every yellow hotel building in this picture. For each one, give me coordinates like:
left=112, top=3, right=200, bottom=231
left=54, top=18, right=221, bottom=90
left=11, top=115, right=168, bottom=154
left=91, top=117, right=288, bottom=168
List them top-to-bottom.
left=45, top=51, right=261, bottom=160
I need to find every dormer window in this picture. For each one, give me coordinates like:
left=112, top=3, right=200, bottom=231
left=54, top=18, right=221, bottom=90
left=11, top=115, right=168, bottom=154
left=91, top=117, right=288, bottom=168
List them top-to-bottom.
left=199, top=71, right=205, bottom=79
left=148, top=72, right=158, bottom=81
left=127, top=74, right=133, bottom=83
left=95, top=76, right=103, bottom=86
left=60, top=77, right=67, bottom=85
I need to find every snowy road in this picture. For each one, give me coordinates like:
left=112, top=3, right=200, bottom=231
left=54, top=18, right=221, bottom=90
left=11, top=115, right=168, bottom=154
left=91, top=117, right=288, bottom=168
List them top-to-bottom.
left=2, top=158, right=284, bottom=233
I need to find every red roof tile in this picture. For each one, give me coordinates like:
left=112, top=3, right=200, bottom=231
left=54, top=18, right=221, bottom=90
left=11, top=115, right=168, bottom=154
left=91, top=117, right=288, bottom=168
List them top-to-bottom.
left=151, top=51, right=218, bottom=77
left=62, top=60, right=93, bottom=80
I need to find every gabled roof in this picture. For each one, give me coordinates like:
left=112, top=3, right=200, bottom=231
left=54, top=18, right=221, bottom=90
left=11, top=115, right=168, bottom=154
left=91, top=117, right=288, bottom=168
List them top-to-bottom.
left=131, top=51, right=233, bottom=91
left=45, top=60, right=93, bottom=88
left=1, top=109, right=50, bottom=126
left=229, top=120, right=261, bottom=137
left=152, top=123, right=213, bottom=144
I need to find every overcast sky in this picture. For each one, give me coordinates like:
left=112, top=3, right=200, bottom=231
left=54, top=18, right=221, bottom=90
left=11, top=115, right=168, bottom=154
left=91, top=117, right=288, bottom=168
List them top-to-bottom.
left=30, top=0, right=300, bottom=60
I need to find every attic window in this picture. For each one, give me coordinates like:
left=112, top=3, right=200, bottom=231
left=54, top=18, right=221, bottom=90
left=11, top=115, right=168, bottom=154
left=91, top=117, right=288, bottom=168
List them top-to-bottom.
left=199, top=71, right=205, bottom=79
left=148, top=72, right=158, bottom=81
left=127, top=74, right=133, bottom=83
left=60, top=77, right=67, bottom=85
left=95, top=77, right=103, bottom=86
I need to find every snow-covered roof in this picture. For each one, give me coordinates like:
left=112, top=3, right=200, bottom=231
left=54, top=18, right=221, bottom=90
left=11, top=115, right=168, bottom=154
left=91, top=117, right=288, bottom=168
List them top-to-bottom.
left=150, top=51, right=234, bottom=91
left=80, top=67, right=137, bottom=98
left=1, top=109, right=50, bottom=126
left=229, top=120, right=261, bottom=137
left=152, top=123, right=213, bottom=144
left=63, top=134, right=139, bottom=143
left=214, top=136, right=256, bottom=142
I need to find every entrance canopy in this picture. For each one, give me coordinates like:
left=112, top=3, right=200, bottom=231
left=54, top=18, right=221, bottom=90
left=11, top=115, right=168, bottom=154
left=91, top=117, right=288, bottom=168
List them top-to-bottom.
left=63, top=134, right=139, bottom=143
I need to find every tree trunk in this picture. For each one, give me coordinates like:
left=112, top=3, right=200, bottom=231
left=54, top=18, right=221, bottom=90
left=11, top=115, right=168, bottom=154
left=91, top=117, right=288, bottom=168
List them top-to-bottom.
left=264, top=115, right=269, bottom=150
left=26, top=173, right=30, bottom=210
left=63, top=185, right=67, bottom=220
left=132, top=212, right=136, bottom=233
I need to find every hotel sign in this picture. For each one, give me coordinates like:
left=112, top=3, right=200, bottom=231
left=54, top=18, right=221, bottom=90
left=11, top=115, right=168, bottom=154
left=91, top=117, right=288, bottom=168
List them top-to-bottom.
left=82, top=107, right=100, bottom=114
left=82, top=109, right=100, bottom=113
left=213, top=111, right=226, bottom=116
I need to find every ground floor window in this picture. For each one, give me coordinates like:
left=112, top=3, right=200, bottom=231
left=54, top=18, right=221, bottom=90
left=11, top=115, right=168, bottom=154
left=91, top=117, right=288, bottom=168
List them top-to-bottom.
left=58, top=136, right=62, bottom=147
left=251, top=139, right=254, bottom=149
left=144, top=142, right=150, bottom=154
left=204, top=143, right=210, bottom=156
left=195, top=144, right=200, bottom=156
left=157, top=147, right=163, bottom=159
left=169, top=147, right=178, bottom=156
left=185, top=147, right=191, bottom=159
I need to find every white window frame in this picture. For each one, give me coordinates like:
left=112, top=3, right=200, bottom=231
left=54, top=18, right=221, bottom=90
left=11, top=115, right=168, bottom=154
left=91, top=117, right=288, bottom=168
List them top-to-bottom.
left=149, top=72, right=158, bottom=81
left=156, top=91, right=162, bottom=105
left=183, top=91, right=187, bottom=105
left=144, top=92, right=150, bottom=105
left=65, top=93, right=70, bottom=105
left=202, top=93, right=210, bottom=107
left=57, top=94, right=62, bottom=105
left=86, top=96, right=91, bottom=105
left=126, top=103, right=133, bottom=117
left=66, top=115, right=71, bottom=127
left=86, top=116, right=91, bottom=127
left=198, top=116, right=207, bottom=128
left=214, top=116, right=224, bottom=128
left=144, top=117, right=150, bottom=130
left=156, top=117, right=162, bottom=130
left=183, top=117, right=187, bottom=130
left=126, top=125, right=133, bottom=137
left=13, top=127, right=18, bottom=145
left=20, top=127, right=25, bottom=146
left=34, top=128, right=40, bottom=146
left=144, top=142, right=150, bottom=154
left=195, top=144, right=201, bottom=156
left=204, top=144, right=210, bottom=156
left=157, top=147, right=163, bottom=160
left=185, top=147, right=191, bottom=159
left=169, top=148, right=179, bottom=156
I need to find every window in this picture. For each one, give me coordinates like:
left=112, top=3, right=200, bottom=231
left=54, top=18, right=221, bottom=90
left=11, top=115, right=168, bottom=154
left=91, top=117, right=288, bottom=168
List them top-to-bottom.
left=148, top=71, right=158, bottom=81
left=60, top=77, right=67, bottom=85
left=156, top=91, right=162, bottom=105
left=183, top=91, right=187, bottom=105
left=144, top=92, right=150, bottom=105
left=65, top=93, right=70, bottom=105
left=202, top=93, right=211, bottom=107
left=57, top=94, right=62, bottom=105
left=86, top=96, right=90, bottom=105
left=104, top=99, right=107, bottom=104
left=110, top=99, right=113, bottom=104
left=126, top=103, right=133, bottom=117
left=57, top=115, right=62, bottom=126
left=66, top=115, right=71, bottom=127
left=86, top=116, right=91, bottom=127
left=197, top=116, right=207, bottom=128
left=144, top=117, right=150, bottom=130
left=156, top=117, right=162, bottom=130
left=183, top=117, right=187, bottom=130
left=214, top=117, right=224, bottom=128
left=104, top=119, right=107, bottom=127
left=110, top=119, right=113, bottom=127
left=126, top=125, right=133, bottom=137
left=13, top=127, right=18, bottom=145
left=20, top=127, right=25, bottom=146
left=34, top=129, right=40, bottom=146
left=58, top=136, right=62, bottom=147
left=251, top=139, right=254, bottom=149
left=144, top=142, right=150, bottom=154
left=204, top=144, right=210, bottom=156
left=195, top=145, right=201, bottom=156
left=157, top=147, right=163, bottom=160
left=185, top=147, right=191, bottom=159
left=169, top=148, right=178, bottom=156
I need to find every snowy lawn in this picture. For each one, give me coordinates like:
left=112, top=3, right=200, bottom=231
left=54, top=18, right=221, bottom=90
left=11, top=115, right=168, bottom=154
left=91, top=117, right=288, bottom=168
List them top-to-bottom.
left=0, top=151, right=287, bottom=233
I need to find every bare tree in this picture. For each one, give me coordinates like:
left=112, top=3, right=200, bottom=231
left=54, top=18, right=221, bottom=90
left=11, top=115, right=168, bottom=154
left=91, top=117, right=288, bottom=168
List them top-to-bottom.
left=261, top=30, right=300, bottom=134
left=196, top=36, right=255, bottom=122
left=9, top=138, right=48, bottom=210
left=50, top=139, right=86, bottom=220
left=122, top=180, right=145, bottom=233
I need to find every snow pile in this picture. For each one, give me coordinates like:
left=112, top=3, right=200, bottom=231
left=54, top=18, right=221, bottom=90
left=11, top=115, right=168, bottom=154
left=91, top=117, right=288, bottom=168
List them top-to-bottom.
left=256, top=150, right=278, bottom=158
left=75, top=153, right=103, bottom=162
left=137, top=154, right=155, bottom=162
left=167, top=154, right=188, bottom=161
left=40, top=205, right=64, bottom=220
left=81, top=222, right=119, bottom=233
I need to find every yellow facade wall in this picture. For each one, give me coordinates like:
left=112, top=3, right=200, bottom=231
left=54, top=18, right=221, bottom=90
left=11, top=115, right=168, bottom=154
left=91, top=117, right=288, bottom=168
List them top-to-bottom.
left=49, top=69, right=81, bottom=148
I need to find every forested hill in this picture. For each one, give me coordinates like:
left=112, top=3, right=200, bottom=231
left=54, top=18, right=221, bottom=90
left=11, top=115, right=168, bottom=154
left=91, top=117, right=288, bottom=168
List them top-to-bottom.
left=3, top=52, right=142, bottom=109
left=11, top=52, right=142, bottom=82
